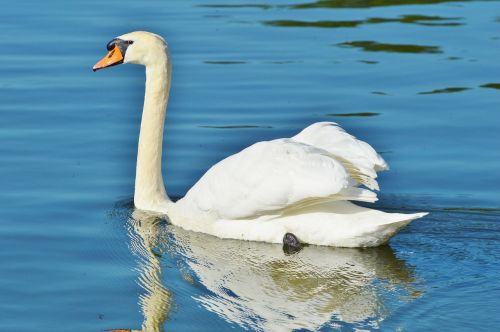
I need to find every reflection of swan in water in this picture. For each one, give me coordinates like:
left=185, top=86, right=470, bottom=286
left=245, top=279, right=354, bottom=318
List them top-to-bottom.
left=118, top=207, right=422, bottom=331
left=121, top=210, right=171, bottom=332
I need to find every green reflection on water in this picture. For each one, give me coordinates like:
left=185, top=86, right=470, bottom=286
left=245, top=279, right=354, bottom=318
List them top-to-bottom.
left=199, top=0, right=482, bottom=10
left=289, top=0, right=466, bottom=9
left=198, top=3, right=272, bottom=9
left=264, top=15, right=462, bottom=29
left=369, top=15, right=463, bottom=26
left=265, top=19, right=362, bottom=28
left=337, top=41, right=442, bottom=54
left=480, top=83, right=500, bottom=89
left=418, top=87, right=470, bottom=94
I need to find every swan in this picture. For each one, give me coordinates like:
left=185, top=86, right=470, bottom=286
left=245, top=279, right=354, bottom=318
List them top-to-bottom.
left=93, top=31, right=427, bottom=248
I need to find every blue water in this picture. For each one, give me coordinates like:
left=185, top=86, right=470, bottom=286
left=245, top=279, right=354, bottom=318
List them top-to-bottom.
left=1, top=0, right=499, bottom=331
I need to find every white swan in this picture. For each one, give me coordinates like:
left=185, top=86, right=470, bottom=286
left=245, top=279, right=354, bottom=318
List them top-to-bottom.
left=93, top=31, right=427, bottom=248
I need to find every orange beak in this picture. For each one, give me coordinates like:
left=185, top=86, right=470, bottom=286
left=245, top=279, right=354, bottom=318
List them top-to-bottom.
left=93, top=45, right=124, bottom=72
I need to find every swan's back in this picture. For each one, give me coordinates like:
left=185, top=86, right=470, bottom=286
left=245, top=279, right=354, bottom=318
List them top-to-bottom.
left=179, top=122, right=386, bottom=220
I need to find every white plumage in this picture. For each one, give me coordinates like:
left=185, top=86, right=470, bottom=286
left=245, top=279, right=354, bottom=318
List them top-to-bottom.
left=94, top=31, right=427, bottom=248
left=181, top=134, right=377, bottom=220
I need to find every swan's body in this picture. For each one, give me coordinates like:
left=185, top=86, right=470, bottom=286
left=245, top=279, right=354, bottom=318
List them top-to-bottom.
left=93, top=31, right=427, bottom=247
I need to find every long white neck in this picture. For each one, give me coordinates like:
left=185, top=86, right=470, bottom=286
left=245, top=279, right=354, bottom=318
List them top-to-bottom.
left=134, top=51, right=172, bottom=211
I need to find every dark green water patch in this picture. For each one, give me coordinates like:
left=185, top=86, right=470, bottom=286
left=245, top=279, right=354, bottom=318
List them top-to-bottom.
left=289, top=0, right=465, bottom=9
left=198, top=4, right=272, bottom=9
left=264, top=15, right=462, bottom=29
left=367, top=15, right=462, bottom=26
left=264, top=20, right=362, bottom=28
left=416, top=22, right=462, bottom=26
left=337, top=41, right=442, bottom=54
left=359, top=60, right=379, bottom=64
left=204, top=61, right=247, bottom=65
left=480, top=83, right=500, bottom=89
left=418, top=87, right=470, bottom=94
left=372, top=91, right=387, bottom=95
left=325, top=112, right=380, bottom=117
left=199, top=125, right=273, bottom=129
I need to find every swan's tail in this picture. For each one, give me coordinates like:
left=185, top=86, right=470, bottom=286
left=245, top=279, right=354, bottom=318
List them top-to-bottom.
left=278, top=202, right=429, bottom=247
left=369, top=212, right=428, bottom=246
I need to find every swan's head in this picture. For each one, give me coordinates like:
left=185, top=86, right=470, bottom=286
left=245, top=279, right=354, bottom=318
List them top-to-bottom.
left=93, top=31, right=168, bottom=71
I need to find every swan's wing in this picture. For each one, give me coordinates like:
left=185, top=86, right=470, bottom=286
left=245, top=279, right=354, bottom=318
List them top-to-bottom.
left=292, top=122, right=388, bottom=190
left=179, top=139, right=376, bottom=220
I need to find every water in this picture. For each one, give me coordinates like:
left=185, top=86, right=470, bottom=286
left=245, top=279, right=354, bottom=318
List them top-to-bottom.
left=1, top=0, right=499, bottom=331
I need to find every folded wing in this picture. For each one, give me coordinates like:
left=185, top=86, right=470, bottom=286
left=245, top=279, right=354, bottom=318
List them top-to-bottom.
left=292, top=122, right=388, bottom=191
left=181, top=131, right=381, bottom=220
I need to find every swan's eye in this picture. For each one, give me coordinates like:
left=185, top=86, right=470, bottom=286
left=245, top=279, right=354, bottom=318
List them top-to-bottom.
left=106, top=39, right=118, bottom=51
left=126, top=40, right=134, bottom=45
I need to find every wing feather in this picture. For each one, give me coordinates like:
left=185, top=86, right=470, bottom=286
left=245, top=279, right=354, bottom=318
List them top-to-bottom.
left=292, top=122, right=388, bottom=190
left=180, top=138, right=374, bottom=220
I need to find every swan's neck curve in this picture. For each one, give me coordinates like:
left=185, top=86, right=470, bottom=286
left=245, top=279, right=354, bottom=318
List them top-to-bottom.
left=134, top=50, right=172, bottom=211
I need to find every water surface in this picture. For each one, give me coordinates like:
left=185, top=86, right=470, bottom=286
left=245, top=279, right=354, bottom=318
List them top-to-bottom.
left=0, top=0, right=499, bottom=331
